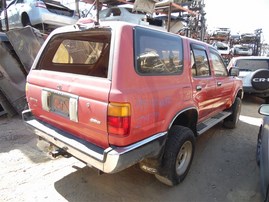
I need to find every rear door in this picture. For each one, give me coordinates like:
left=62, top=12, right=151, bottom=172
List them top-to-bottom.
left=27, top=28, right=112, bottom=148
left=209, top=48, right=234, bottom=112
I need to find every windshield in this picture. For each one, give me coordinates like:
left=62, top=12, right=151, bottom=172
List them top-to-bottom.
left=235, top=59, right=269, bottom=71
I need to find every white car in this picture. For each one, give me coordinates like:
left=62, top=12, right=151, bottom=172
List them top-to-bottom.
left=0, top=0, right=79, bottom=31
left=99, top=6, right=147, bottom=25
left=212, top=41, right=230, bottom=55
left=232, top=44, right=253, bottom=56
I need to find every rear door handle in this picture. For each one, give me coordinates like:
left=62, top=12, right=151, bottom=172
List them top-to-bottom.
left=217, top=82, right=222, bottom=86
left=196, top=85, right=202, bottom=91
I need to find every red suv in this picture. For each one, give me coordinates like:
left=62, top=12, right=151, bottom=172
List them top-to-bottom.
left=23, top=21, right=243, bottom=186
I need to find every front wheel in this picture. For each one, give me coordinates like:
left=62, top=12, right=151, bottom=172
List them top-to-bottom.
left=223, top=97, right=241, bottom=129
left=155, top=125, right=195, bottom=186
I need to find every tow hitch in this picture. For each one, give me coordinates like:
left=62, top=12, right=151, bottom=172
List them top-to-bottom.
left=50, top=147, right=71, bottom=158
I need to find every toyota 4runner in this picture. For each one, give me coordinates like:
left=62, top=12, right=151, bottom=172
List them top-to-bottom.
left=22, top=21, right=243, bottom=186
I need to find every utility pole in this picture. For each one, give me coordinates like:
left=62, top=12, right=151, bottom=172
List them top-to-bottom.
left=2, top=0, right=9, bottom=31
left=75, top=0, right=80, bottom=18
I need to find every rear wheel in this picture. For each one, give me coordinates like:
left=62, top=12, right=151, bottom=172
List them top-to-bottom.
left=223, top=97, right=241, bottom=129
left=155, top=125, right=195, bottom=186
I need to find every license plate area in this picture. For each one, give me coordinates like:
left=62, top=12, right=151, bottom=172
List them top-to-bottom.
left=42, top=89, right=78, bottom=122
left=50, top=93, right=70, bottom=118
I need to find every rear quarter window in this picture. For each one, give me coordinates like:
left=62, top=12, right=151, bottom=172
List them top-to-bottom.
left=134, top=27, right=183, bottom=75
left=36, top=29, right=111, bottom=78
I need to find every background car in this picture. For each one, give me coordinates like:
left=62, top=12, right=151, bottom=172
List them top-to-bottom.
left=0, top=0, right=79, bottom=31
left=99, top=5, right=147, bottom=25
left=212, top=27, right=231, bottom=37
left=240, top=33, right=256, bottom=43
left=212, top=41, right=231, bottom=55
left=232, top=44, right=253, bottom=56
left=228, top=56, right=269, bottom=103
left=256, top=104, right=269, bottom=202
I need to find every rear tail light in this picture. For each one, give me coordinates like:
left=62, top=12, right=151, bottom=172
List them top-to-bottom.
left=35, top=1, right=47, bottom=8
left=108, top=102, right=131, bottom=137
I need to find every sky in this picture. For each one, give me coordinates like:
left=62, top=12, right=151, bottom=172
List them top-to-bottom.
left=204, top=0, right=269, bottom=43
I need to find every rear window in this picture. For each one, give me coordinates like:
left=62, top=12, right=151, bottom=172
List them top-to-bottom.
left=134, top=27, right=183, bottom=75
left=37, top=29, right=111, bottom=78
left=235, top=59, right=269, bottom=71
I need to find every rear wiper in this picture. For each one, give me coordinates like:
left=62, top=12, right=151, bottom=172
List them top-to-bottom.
left=239, top=69, right=253, bottom=72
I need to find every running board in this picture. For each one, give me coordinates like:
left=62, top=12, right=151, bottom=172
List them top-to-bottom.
left=197, top=111, right=232, bottom=135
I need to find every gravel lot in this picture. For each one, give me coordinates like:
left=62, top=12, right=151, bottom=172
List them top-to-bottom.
left=0, top=95, right=264, bottom=202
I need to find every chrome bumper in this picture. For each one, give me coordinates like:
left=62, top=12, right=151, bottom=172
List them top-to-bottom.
left=22, top=109, right=167, bottom=173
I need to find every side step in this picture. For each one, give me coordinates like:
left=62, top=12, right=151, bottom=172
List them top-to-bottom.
left=197, top=111, right=232, bottom=135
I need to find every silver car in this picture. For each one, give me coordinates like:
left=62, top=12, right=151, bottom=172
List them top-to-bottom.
left=0, top=0, right=79, bottom=31
left=232, top=44, right=253, bottom=56
left=256, top=104, right=269, bottom=202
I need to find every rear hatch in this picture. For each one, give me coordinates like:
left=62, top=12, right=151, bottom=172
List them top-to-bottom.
left=43, top=0, right=75, bottom=17
left=26, top=28, right=112, bottom=148
left=236, top=58, right=269, bottom=87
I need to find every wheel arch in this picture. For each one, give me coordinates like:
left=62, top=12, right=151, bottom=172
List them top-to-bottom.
left=234, top=88, right=243, bottom=102
left=168, top=107, right=198, bottom=136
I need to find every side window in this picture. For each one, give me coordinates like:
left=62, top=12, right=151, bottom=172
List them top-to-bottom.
left=134, top=27, right=183, bottom=75
left=191, top=46, right=210, bottom=77
left=210, top=51, right=228, bottom=77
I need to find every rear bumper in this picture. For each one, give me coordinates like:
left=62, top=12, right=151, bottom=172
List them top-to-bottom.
left=243, top=86, right=269, bottom=98
left=22, top=109, right=167, bottom=173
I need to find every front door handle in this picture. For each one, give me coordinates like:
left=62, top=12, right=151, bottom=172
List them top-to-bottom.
left=217, top=82, right=222, bottom=86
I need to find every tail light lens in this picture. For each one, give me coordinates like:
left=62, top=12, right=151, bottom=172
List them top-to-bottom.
left=35, top=1, right=47, bottom=9
left=108, top=102, right=131, bottom=137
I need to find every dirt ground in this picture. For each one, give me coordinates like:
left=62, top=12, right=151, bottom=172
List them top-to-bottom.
left=0, top=95, right=265, bottom=202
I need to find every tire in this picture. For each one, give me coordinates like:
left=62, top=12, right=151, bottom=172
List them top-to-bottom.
left=22, top=14, right=31, bottom=27
left=251, top=69, right=269, bottom=91
left=0, top=91, right=17, bottom=117
left=223, top=97, right=241, bottom=129
left=155, top=125, right=195, bottom=186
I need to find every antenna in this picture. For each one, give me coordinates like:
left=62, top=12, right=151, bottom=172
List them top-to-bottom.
left=95, top=0, right=100, bottom=25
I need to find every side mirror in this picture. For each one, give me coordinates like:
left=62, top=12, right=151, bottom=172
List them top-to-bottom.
left=229, top=68, right=239, bottom=77
left=259, top=104, right=269, bottom=116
